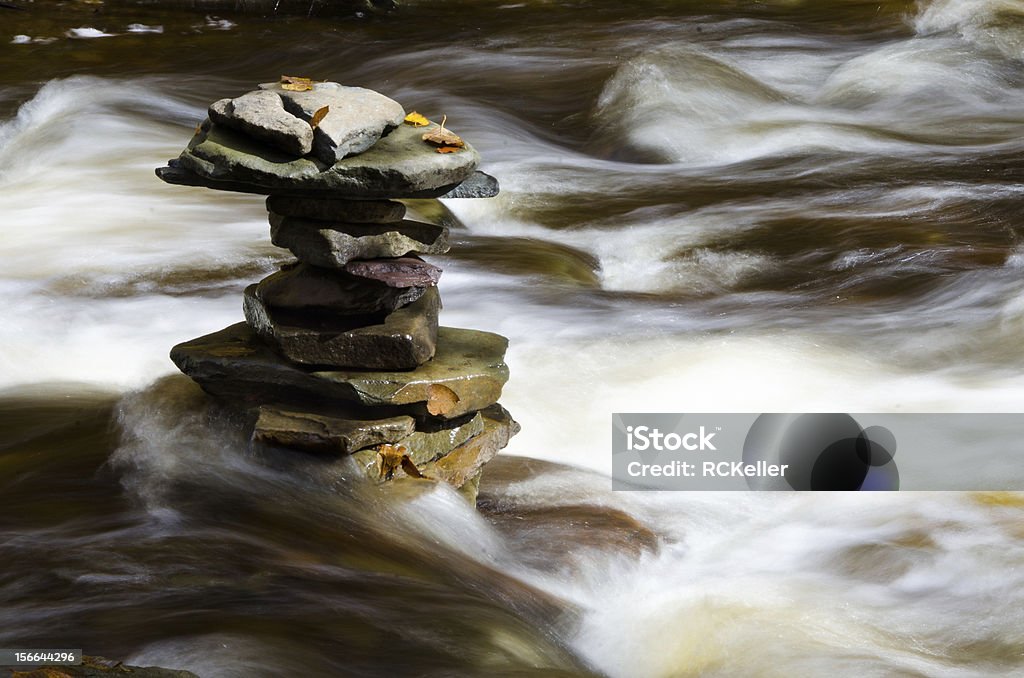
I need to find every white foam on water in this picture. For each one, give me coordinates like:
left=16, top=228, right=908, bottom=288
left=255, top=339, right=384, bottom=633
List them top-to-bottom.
left=65, top=27, right=116, bottom=39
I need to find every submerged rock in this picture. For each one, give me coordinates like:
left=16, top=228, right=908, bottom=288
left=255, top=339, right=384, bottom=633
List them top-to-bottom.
left=260, top=81, right=406, bottom=163
left=208, top=89, right=314, bottom=157
left=269, top=214, right=449, bottom=266
left=243, top=284, right=441, bottom=369
left=170, top=323, right=509, bottom=419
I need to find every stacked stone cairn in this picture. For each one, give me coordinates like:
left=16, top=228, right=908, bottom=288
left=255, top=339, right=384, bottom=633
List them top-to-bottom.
left=156, top=78, right=516, bottom=501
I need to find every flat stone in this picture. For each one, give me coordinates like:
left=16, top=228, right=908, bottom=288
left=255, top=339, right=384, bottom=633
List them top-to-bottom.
left=259, top=82, right=405, bottom=163
left=208, top=90, right=314, bottom=157
left=175, top=120, right=479, bottom=198
left=157, top=160, right=487, bottom=200
left=441, top=171, right=500, bottom=199
left=266, top=196, right=406, bottom=223
left=270, top=213, right=449, bottom=267
left=345, top=257, right=442, bottom=288
left=255, top=263, right=426, bottom=315
left=244, top=285, right=440, bottom=369
left=170, top=323, right=509, bottom=420
left=419, top=405, right=519, bottom=487
left=252, top=406, right=416, bottom=454
left=350, top=411, right=485, bottom=472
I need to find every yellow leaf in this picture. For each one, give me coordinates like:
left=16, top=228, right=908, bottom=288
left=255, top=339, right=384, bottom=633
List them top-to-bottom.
left=280, top=75, right=314, bottom=92
left=310, top=105, right=330, bottom=129
left=404, top=111, right=430, bottom=127
left=422, top=114, right=464, bottom=149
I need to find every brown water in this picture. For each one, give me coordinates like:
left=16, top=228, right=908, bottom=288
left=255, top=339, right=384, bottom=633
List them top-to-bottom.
left=3, top=1, right=1024, bottom=676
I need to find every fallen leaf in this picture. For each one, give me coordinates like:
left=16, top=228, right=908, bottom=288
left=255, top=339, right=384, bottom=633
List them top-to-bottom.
left=280, top=75, right=314, bottom=92
left=310, top=105, right=330, bottom=129
left=404, top=111, right=430, bottom=127
left=422, top=114, right=464, bottom=149
left=436, top=146, right=462, bottom=154
left=427, top=383, right=460, bottom=416
left=377, top=443, right=408, bottom=481
left=400, top=456, right=426, bottom=479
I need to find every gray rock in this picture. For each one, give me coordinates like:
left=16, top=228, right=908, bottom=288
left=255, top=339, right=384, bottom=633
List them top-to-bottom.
left=259, top=82, right=405, bottom=163
left=208, top=90, right=313, bottom=157
left=176, top=119, right=479, bottom=198
left=439, top=171, right=500, bottom=199
left=266, top=196, right=406, bottom=223
left=269, top=213, right=449, bottom=267
left=345, top=257, right=442, bottom=288
left=255, top=263, right=426, bottom=315
left=243, top=285, right=440, bottom=369
left=169, top=323, right=509, bottom=420
left=252, top=406, right=416, bottom=454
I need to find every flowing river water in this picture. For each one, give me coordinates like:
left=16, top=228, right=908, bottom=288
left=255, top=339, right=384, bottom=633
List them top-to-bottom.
left=3, top=1, right=1024, bottom=675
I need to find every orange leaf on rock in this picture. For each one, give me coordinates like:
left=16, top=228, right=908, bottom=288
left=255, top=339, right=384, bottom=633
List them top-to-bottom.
left=310, top=105, right=330, bottom=129
left=404, top=111, right=430, bottom=127
left=421, top=115, right=464, bottom=149
left=436, top=146, right=461, bottom=154
left=377, top=443, right=408, bottom=480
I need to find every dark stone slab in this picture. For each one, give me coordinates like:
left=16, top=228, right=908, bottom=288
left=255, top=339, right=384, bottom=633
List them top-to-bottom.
left=175, top=120, right=479, bottom=198
left=156, top=162, right=496, bottom=201
left=440, top=170, right=499, bottom=198
left=266, top=195, right=406, bottom=223
left=269, top=214, right=449, bottom=267
left=344, top=257, right=442, bottom=288
left=255, top=262, right=426, bottom=315
left=244, top=285, right=440, bottom=369
left=170, top=323, right=509, bottom=420
left=252, top=406, right=416, bottom=454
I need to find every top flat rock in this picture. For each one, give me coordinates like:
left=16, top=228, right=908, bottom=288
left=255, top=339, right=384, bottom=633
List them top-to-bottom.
left=259, top=82, right=406, bottom=164
left=209, top=90, right=314, bottom=157
left=177, top=119, right=480, bottom=198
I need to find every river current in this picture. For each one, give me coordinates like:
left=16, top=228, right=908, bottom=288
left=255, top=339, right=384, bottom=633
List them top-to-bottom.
left=2, top=1, right=1024, bottom=676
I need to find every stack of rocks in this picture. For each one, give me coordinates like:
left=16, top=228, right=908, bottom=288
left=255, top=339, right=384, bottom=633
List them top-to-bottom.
left=156, top=78, right=515, bottom=500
